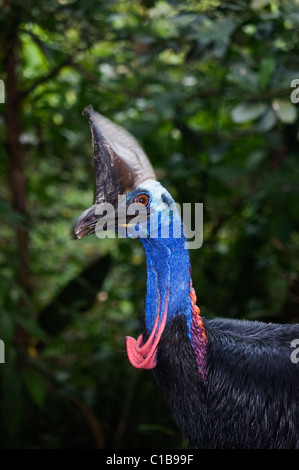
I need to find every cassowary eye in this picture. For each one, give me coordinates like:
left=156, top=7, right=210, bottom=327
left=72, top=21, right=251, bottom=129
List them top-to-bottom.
left=135, top=193, right=149, bottom=207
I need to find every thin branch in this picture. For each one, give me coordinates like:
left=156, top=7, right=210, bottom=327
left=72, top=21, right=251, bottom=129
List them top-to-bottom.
left=17, top=56, right=73, bottom=102
left=71, top=62, right=99, bottom=83
left=29, top=360, right=105, bottom=449
left=113, top=370, right=140, bottom=447
left=61, top=391, right=105, bottom=449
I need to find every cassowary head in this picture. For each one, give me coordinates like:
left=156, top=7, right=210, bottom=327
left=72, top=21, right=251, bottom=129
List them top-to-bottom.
left=73, top=105, right=184, bottom=243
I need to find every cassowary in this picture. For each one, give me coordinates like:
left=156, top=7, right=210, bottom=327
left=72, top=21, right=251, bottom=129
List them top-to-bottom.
left=74, top=105, right=299, bottom=449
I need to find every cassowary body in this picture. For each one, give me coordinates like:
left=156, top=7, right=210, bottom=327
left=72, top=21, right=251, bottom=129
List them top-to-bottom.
left=74, top=105, right=299, bottom=449
left=152, top=308, right=299, bottom=448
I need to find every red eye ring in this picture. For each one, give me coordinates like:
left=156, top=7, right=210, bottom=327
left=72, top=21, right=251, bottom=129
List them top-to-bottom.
left=135, top=193, right=150, bottom=207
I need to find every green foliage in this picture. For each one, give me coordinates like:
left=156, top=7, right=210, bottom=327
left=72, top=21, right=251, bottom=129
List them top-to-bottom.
left=0, top=0, right=299, bottom=449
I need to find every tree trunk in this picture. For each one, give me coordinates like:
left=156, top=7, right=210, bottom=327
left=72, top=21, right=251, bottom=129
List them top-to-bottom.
left=4, top=12, right=32, bottom=301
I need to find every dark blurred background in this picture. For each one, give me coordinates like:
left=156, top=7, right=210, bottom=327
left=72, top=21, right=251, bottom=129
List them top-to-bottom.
left=0, top=0, right=299, bottom=449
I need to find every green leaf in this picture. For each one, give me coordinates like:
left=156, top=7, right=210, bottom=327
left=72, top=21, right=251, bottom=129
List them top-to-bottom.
left=251, top=0, right=271, bottom=10
left=258, top=57, right=275, bottom=89
left=228, top=63, right=258, bottom=92
left=272, top=99, right=297, bottom=123
left=231, top=103, right=268, bottom=123
left=254, top=108, right=277, bottom=132
left=246, top=150, right=266, bottom=171
left=208, top=166, right=246, bottom=187
left=0, top=310, right=14, bottom=343
left=14, top=314, right=46, bottom=341
left=22, top=368, right=46, bottom=407
left=137, top=423, right=178, bottom=437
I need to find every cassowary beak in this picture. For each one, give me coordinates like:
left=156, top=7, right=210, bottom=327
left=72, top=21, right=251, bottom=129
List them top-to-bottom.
left=73, top=105, right=156, bottom=239
left=73, top=204, right=98, bottom=239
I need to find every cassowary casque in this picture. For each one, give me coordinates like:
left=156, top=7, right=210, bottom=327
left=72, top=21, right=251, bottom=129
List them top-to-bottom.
left=74, top=105, right=299, bottom=449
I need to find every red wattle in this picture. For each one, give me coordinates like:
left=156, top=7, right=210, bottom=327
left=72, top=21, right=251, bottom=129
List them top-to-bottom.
left=126, top=295, right=169, bottom=369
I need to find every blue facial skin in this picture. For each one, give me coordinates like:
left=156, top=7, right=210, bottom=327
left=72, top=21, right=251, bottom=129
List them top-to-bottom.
left=122, top=180, right=193, bottom=339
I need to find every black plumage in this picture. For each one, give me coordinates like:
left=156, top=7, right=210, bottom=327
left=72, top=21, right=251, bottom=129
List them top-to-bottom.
left=152, top=316, right=299, bottom=448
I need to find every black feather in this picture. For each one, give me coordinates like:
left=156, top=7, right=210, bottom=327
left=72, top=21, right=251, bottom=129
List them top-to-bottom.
left=149, top=315, right=299, bottom=449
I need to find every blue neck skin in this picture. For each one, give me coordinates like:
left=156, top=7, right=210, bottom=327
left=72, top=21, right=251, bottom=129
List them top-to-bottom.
left=140, top=224, right=193, bottom=339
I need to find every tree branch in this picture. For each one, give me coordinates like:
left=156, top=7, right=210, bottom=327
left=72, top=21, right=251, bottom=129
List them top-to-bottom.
left=17, top=56, right=73, bottom=102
